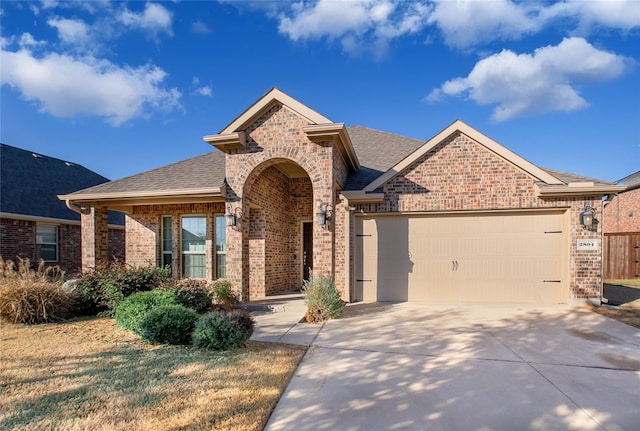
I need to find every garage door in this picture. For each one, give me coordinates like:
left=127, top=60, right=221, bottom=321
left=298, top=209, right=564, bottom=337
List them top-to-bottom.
left=355, top=212, right=568, bottom=304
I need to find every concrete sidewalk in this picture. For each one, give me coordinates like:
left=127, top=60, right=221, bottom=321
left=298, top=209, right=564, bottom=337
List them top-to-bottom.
left=244, top=292, right=322, bottom=346
left=265, top=302, right=640, bottom=431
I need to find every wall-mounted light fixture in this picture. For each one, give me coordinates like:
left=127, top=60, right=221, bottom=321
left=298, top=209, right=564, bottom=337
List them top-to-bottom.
left=316, top=200, right=332, bottom=230
left=225, top=204, right=243, bottom=230
left=580, top=204, right=597, bottom=231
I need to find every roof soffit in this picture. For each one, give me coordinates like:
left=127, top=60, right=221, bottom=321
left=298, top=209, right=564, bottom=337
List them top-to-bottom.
left=362, top=120, right=564, bottom=192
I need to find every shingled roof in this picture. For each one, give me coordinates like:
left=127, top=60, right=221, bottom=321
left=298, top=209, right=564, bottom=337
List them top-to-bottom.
left=344, top=125, right=425, bottom=190
left=0, top=143, right=124, bottom=225
left=66, top=150, right=226, bottom=197
left=542, top=168, right=617, bottom=187
left=618, top=170, right=640, bottom=190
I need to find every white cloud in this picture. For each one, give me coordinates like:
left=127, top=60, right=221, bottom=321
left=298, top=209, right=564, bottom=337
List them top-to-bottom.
left=277, top=0, right=430, bottom=56
left=426, top=0, right=541, bottom=49
left=426, top=0, right=640, bottom=49
left=541, top=0, right=640, bottom=32
left=119, top=2, right=173, bottom=37
left=47, top=17, right=90, bottom=45
left=192, top=21, right=211, bottom=34
left=19, top=33, right=46, bottom=48
left=427, top=38, right=632, bottom=121
left=0, top=45, right=182, bottom=126
left=195, top=86, right=212, bottom=96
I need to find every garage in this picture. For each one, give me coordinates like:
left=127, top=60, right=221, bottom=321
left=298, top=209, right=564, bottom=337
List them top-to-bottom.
left=355, top=211, right=569, bottom=304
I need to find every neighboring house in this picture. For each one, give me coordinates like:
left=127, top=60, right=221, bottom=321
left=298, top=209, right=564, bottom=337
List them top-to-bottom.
left=60, top=88, right=624, bottom=304
left=0, top=143, right=125, bottom=274
left=602, top=171, right=639, bottom=280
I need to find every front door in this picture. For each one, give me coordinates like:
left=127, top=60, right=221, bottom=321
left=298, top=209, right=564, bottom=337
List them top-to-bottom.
left=302, top=222, right=313, bottom=282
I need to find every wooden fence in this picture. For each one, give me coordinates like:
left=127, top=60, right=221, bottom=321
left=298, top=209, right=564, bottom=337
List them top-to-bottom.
left=603, top=233, right=640, bottom=280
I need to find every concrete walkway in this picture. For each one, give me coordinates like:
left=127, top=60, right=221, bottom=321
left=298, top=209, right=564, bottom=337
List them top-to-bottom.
left=245, top=292, right=322, bottom=346
left=264, top=302, right=640, bottom=431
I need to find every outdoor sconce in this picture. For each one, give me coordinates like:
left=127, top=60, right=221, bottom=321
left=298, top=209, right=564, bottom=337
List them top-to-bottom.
left=316, top=200, right=332, bottom=230
left=225, top=204, right=243, bottom=231
left=580, top=204, right=597, bottom=230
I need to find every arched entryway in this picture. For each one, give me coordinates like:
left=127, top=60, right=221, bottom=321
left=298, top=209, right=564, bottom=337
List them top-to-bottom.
left=242, top=159, right=316, bottom=299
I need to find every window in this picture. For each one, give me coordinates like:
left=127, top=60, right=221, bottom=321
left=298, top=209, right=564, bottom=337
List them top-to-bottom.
left=215, top=215, right=226, bottom=278
left=161, top=216, right=172, bottom=270
left=182, top=216, right=206, bottom=278
left=36, top=225, right=58, bottom=262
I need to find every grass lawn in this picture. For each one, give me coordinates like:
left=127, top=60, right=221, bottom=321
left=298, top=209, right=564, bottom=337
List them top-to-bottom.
left=605, top=279, right=640, bottom=288
left=0, top=317, right=306, bottom=431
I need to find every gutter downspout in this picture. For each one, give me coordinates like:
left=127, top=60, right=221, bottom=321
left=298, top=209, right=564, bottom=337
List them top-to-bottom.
left=600, top=196, right=614, bottom=304
left=65, top=199, right=90, bottom=215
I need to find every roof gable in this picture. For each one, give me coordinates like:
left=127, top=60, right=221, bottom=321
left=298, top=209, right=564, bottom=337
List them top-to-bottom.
left=220, top=88, right=332, bottom=134
left=363, top=120, right=563, bottom=192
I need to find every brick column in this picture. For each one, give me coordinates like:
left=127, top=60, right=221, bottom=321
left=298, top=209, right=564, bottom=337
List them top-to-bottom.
left=81, top=205, right=109, bottom=272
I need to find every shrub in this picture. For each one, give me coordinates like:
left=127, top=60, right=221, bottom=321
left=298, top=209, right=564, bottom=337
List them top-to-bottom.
left=0, top=258, right=78, bottom=324
left=77, top=262, right=171, bottom=316
left=302, top=274, right=344, bottom=323
left=166, top=279, right=212, bottom=313
left=210, top=279, right=237, bottom=311
left=114, top=289, right=180, bottom=333
left=138, top=305, right=198, bottom=345
left=192, top=310, right=255, bottom=351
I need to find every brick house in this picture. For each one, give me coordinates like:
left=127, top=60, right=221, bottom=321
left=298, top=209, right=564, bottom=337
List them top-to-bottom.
left=60, top=88, right=624, bottom=304
left=0, top=143, right=125, bottom=274
left=602, top=171, right=639, bottom=280
left=604, top=171, right=639, bottom=234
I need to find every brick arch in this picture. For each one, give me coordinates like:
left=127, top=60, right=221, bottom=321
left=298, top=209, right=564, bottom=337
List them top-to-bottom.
left=239, top=153, right=327, bottom=201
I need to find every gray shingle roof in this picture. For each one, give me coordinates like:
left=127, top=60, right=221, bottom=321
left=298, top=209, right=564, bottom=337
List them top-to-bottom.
left=344, top=125, right=425, bottom=190
left=0, top=143, right=124, bottom=225
left=68, top=150, right=226, bottom=196
left=542, top=168, right=616, bottom=186
left=618, top=171, right=640, bottom=187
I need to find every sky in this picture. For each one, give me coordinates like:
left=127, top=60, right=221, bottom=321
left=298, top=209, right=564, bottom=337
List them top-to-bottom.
left=1, top=0, right=639, bottom=184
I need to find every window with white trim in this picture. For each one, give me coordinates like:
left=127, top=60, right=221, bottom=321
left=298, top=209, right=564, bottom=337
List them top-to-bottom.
left=215, top=215, right=226, bottom=278
left=161, top=216, right=173, bottom=271
left=181, top=216, right=206, bottom=278
left=36, top=224, right=58, bottom=262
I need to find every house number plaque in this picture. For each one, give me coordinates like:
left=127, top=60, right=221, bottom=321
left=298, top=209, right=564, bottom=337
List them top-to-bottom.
left=576, top=239, right=599, bottom=251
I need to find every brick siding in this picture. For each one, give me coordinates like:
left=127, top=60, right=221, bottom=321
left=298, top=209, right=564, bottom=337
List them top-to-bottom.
left=604, top=187, right=640, bottom=233
left=2, top=216, right=124, bottom=275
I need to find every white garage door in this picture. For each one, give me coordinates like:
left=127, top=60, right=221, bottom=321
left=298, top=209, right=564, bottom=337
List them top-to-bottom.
left=355, top=211, right=568, bottom=304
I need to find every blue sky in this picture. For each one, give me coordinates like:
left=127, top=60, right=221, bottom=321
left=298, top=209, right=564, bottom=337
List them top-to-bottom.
left=1, top=1, right=639, bottom=184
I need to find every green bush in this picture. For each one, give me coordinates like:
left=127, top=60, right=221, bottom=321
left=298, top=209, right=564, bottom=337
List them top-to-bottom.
left=0, top=258, right=78, bottom=324
left=77, top=262, right=171, bottom=316
left=302, top=274, right=344, bottom=323
left=167, top=279, right=212, bottom=313
left=210, top=279, right=237, bottom=311
left=114, top=290, right=180, bottom=333
left=138, top=305, right=198, bottom=345
left=192, top=310, right=255, bottom=351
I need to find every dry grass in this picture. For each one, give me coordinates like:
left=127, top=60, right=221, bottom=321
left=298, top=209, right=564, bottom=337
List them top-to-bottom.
left=0, top=259, right=77, bottom=324
left=605, top=279, right=640, bottom=288
left=587, top=304, right=640, bottom=329
left=0, top=317, right=306, bottom=431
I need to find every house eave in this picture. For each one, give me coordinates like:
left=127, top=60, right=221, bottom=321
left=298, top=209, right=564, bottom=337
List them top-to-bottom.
left=303, top=123, right=360, bottom=172
left=203, top=132, right=246, bottom=153
left=535, top=184, right=626, bottom=198
left=58, top=187, right=225, bottom=212
left=341, top=191, right=385, bottom=204
left=0, top=212, right=124, bottom=229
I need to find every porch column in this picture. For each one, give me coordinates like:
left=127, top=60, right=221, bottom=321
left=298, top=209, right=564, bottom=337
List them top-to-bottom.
left=225, top=200, right=248, bottom=301
left=81, top=205, right=109, bottom=272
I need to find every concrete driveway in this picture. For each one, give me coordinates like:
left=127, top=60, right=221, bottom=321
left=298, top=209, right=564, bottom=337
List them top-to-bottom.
left=265, top=303, right=640, bottom=431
